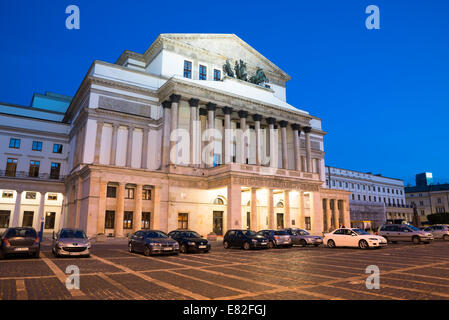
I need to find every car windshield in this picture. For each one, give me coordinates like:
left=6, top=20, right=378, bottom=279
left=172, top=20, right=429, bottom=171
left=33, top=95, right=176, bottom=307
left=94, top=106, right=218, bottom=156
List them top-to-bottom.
left=407, top=225, right=420, bottom=231
left=6, top=228, right=36, bottom=238
left=353, top=229, right=370, bottom=235
left=60, top=230, right=87, bottom=239
left=244, top=230, right=257, bottom=236
left=274, top=230, right=289, bottom=235
left=299, top=230, right=310, bottom=236
left=146, top=231, right=168, bottom=238
left=183, top=231, right=201, bottom=238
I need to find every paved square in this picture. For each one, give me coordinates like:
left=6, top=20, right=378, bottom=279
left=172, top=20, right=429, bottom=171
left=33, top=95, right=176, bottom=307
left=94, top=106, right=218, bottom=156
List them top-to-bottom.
left=0, top=240, right=448, bottom=300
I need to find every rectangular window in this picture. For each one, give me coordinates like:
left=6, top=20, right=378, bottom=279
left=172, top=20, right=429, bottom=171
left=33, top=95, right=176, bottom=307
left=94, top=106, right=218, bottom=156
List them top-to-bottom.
left=183, top=60, right=192, bottom=79
left=199, top=65, right=207, bottom=80
left=213, top=69, right=221, bottom=81
left=9, top=138, right=21, bottom=149
left=32, top=141, right=43, bottom=151
left=53, top=144, right=63, bottom=153
left=5, top=158, right=18, bottom=177
left=28, top=160, right=40, bottom=177
left=50, top=162, right=61, bottom=179
left=107, top=186, right=117, bottom=198
left=125, top=187, right=135, bottom=199
left=142, top=189, right=151, bottom=200
left=2, top=191, right=13, bottom=199
left=25, top=192, right=36, bottom=200
left=47, top=194, right=58, bottom=201
left=351, top=194, right=355, bottom=200
left=0, top=210, right=11, bottom=228
left=22, top=211, right=34, bottom=227
left=105, top=211, right=115, bottom=229
left=123, top=211, right=133, bottom=229
left=44, top=212, right=56, bottom=229
left=142, top=212, right=151, bottom=229
left=178, top=213, right=188, bottom=229
left=305, top=217, right=311, bottom=230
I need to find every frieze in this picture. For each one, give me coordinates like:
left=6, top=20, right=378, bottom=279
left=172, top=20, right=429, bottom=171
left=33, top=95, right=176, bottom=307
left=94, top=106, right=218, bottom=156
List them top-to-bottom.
left=99, top=96, right=152, bottom=118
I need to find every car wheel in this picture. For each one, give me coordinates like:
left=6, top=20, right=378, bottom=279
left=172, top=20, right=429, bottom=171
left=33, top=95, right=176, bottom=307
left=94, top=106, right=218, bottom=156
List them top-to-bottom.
left=443, top=235, right=449, bottom=241
left=412, top=236, right=421, bottom=244
left=299, top=239, right=307, bottom=247
left=327, top=239, right=336, bottom=248
left=358, top=240, right=369, bottom=250
left=223, top=241, right=230, bottom=249
left=268, top=241, right=275, bottom=249
left=243, top=242, right=251, bottom=250
left=128, top=243, right=134, bottom=253
left=180, top=244, right=187, bottom=254
left=314, top=244, right=321, bottom=247
left=143, top=246, right=152, bottom=256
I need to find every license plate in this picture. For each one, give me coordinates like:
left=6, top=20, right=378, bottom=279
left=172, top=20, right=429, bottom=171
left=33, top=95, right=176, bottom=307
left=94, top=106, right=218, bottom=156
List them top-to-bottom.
left=261, top=242, right=267, bottom=245
left=198, top=245, right=207, bottom=249
left=15, top=247, right=29, bottom=251
left=163, top=247, right=173, bottom=251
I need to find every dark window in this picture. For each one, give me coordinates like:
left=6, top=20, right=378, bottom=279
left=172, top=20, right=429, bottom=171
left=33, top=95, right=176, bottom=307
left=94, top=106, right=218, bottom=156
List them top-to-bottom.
left=183, top=60, right=192, bottom=79
left=199, top=65, right=207, bottom=80
left=213, top=69, right=221, bottom=81
left=9, top=138, right=20, bottom=149
left=32, top=141, right=43, bottom=151
left=53, top=144, right=63, bottom=153
left=5, top=158, right=18, bottom=177
left=28, top=160, right=40, bottom=177
left=50, top=162, right=61, bottom=179
left=107, top=186, right=117, bottom=198
left=125, top=187, right=135, bottom=199
left=143, top=189, right=151, bottom=200
left=2, top=191, right=13, bottom=198
left=25, top=192, right=36, bottom=200
left=47, top=194, right=58, bottom=201
left=0, top=210, right=11, bottom=228
left=22, top=211, right=34, bottom=227
left=105, top=211, right=115, bottom=229
left=123, top=211, right=133, bottom=229
left=44, top=212, right=56, bottom=229
left=142, top=212, right=151, bottom=229
left=178, top=213, right=188, bottom=229
left=305, top=217, right=311, bottom=230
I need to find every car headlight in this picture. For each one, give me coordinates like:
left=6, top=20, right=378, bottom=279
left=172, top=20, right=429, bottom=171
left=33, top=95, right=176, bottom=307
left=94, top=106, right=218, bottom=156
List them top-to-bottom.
left=252, top=239, right=258, bottom=243
left=187, top=241, right=195, bottom=246
left=58, top=243, right=64, bottom=248
left=173, top=243, right=179, bottom=248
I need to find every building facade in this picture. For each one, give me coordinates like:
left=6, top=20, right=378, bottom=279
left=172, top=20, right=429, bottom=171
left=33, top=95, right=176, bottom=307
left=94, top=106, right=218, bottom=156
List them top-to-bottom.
left=1, top=34, right=350, bottom=237
left=325, top=166, right=412, bottom=228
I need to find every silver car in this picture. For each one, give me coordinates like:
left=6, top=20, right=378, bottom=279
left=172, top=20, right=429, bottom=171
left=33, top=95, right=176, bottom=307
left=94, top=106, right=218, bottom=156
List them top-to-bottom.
left=378, top=224, right=433, bottom=244
left=424, top=225, right=449, bottom=241
left=52, top=228, right=91, bottom=257
left=284, top=228, right=323, bottom=247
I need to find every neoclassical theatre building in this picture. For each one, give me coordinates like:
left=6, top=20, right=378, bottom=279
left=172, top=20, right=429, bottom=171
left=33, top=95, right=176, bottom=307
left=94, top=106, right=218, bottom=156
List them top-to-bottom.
left=0, top=34, right=350, bottom=237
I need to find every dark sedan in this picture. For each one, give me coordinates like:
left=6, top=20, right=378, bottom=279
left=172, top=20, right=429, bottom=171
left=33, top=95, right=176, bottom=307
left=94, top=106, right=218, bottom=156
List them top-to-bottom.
left=0, top=227, right=40, bottom=259
left=284, top=228, right=323, bottom=247
left=223, top=229, right=269, bottom=250
left=128, top=230, right=179, bottom=256
left=168, top=230, right=210, bottom=253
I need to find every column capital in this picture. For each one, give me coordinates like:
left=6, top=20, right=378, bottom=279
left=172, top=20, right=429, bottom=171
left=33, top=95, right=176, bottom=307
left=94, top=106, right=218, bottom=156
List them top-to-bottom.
left=170, top=94, right=181, bottom=103
left=189, top=98, right=199, bottom=107
left=162, top=101, right=172, bottom=109
left=206, top=102, right=217, bottom=111
left=222, top=106, right=233, bottom=115
left=199, top=108, right=208, bottom=116
left=238, top=110, right=248, bottom=119
left=252, top=114, right=263, bottom=122
left=266, top=117, right=276, bottom=125
left=96, top=120, right=104, bottom=126
left=279, top=120, right=288, bottom=128
left=112, top=123, right=120, bottom=129
left=291, top=123, right=300, bottom=131
left=128, top=125, right=135, bottom=131
left=303, top=126, right=312, bottom=133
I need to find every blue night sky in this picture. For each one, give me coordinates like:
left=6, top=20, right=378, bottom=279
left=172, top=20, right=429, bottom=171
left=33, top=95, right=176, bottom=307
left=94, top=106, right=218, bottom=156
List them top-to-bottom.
left=1, top=0, right=448, bottom=185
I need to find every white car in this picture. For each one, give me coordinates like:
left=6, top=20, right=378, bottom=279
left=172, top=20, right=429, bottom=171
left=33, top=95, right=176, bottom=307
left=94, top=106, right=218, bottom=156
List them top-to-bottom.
left=324, top=228, right=387, bottom=249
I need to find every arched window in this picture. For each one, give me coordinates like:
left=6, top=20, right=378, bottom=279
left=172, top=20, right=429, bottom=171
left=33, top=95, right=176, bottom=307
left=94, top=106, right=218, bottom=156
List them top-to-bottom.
left=213, top=197, right=224, bottom=205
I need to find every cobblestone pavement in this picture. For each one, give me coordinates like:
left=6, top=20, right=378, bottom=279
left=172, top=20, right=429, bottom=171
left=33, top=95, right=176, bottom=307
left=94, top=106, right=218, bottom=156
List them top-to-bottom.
left=1, top=240, right=448, bottom=300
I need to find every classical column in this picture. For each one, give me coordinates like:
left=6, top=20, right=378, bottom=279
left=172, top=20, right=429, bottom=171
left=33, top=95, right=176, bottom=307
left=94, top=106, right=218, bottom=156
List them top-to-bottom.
left=169, top=94, right=181, bottom=165
left=189, top=98, right=199, bottom=166
left=161, top=101, right=172, bottom=169
left=206, top=102, right=216, bottom=167
left=222, top=107, right=233, bottom=164
left=199, top=108, right=208, bottom=168
left=237, top=110, right=248, bottom=164
left=253, top=114, right=262, bottom=166
left=267, top=117, right=277, bottom=168
left=279, top=120, right=288, bottom=169
left=94, top=121, right=104, bottom=165
left=110, top=124, right=119, bottom=165
left=291, top=124, right=301, bottom=171
left=126, top=125, right=135, bottom=167
left=303, top=126, right=312, bottom=173
left=141, top=127, right=149, bottom=169
left=97, top=181, right=107, bottom=235
left=115, top=183, right=125, bottom=237
left=134, top=184, right=143, bottom=232
left=227, top=184, right=242, bottom=230
left=152, top=186, right=161, bottom=230
left=250, top=188, right=258, bottom=230
left=268, top=188, right=275, bottom=229
left=11, top=190, right=23, bottom=227
left=284, top=190, right=291, bottom=228
left=298, top=191, right=305, bottom=229
left=37, top=192, right=46, bottom=232
left=325, top=198, right=332, bottom=232
left=332, top=199, right=339, bottom=229
left=343, top=200, right=351, bottom=228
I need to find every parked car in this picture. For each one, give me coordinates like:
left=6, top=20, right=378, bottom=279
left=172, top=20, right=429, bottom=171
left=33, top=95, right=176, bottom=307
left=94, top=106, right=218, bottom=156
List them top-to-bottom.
left=378, top=224, right=434, bottom=244
left=423, top=225, right=449, bottom=241
left=0, top=227, right=40, bottom=259
left=52, top=228, right=91, bottom=257
left=284, top=228, right=323, bottom=247
left=324, top=228, right=387, bottom=249
left=223, top=229, right=269, bottom=250
left=258, top=229, right=292, bottom=248
left=128, top=230, right=179, bottom=256
left=168, top=230, right=210, bottom=253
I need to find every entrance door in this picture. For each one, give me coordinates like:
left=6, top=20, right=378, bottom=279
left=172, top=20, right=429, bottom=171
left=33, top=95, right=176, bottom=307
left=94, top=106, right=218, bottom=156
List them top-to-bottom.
left=213, top=211, right=223, bottom=235
left=246, top=212, right=251, bottom=230
left=276, top=213, right=284, bottom=229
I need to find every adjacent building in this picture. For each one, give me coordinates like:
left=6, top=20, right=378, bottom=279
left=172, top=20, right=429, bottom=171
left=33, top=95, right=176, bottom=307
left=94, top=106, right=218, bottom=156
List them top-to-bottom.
left=0, top=33, right=350, bottom=238
left=325, top=166, right=412, bottom=228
